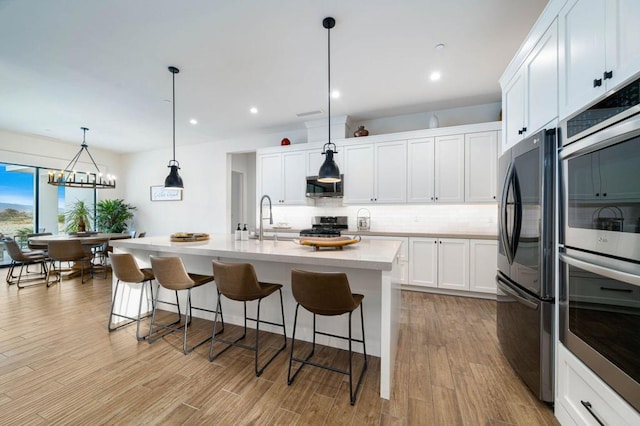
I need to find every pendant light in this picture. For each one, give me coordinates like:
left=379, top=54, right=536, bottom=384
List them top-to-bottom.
left=317, top=17, right=341, bottom=183
left=164, top=66, right=184, bottom=190
left=47, top=127, right=116, bottom=189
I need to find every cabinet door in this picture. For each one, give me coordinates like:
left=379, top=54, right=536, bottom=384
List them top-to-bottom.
left=559, top=0, right=606, bottom=118
left=604, top=0, right=640, bottom=90
left=527, top=19, right=558, bottom=134
left=503, top=71, right=527, bottom=148
left=465, top=132, right=497, bottom=202
left=434, top=135, right=464, bottom=203
left=407, top=138, right=435, bottom=203
left=375, top=140, right=407, bottom=203
left=344, top=144, right=375, bottom=204
left=307, top=147, right=344, bottom=177
left=282, top=151, right=307, bottom=205
left=258, top=153, right=283, bottom=203
left=409, top=238, right=437, bottom=288
left=437, top=239, right=469, bottom=291
left=469, top=240, right=497, bottom=294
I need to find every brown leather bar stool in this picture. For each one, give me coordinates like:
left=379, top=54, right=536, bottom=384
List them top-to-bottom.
left=4, top=238, right=48, bottom=288
left=47, top=239, right=93, bottom=285
left=108, top=253, right=157, bottom=340
left=149, top=256, right=221, bottom=354
left=210, top=260, right=287, bottom=377
left=288, top=269, right=367, bottom=405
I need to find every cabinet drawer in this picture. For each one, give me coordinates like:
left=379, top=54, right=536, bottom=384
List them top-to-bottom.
left=558, top=344, right=640, bottom=426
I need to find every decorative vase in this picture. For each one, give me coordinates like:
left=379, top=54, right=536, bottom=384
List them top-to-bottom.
left=429, top=114, right=439, bottom=129
left=354, top=126, right=369, bottom=137
left=281, top=138, right=291, bottom=146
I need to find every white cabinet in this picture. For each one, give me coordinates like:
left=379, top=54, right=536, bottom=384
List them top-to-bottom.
left=559, top=0, right=640, bottom=119
left=503, top=20, right=558, bottom=150
left=465, top=131, right=498, bottom=202
left=408, top=135, right=464, bottom=204
left=407, top=138, right=435, bottom=203
left=344, top=140, right=407, bottom=204
left=257, top=151, right=307, bottom=204
left=363, top=236, right=408, bottom=284
left=409, top=237, right=469, bottom=291
left=409, top=238, right=437, bottom=288
left=469, top=240, right=497, bottom=294
left=556, top=343, right=640, bottom=426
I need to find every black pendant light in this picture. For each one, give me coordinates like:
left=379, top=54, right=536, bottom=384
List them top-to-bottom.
left=318, top=17, right=341, bottom=183
left=164, top=66, right=184, bottom=190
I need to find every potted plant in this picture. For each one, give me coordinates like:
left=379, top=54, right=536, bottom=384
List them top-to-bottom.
left=95, top=199, right=136, bottom=233
left=65, top=200, right=93, bottom=233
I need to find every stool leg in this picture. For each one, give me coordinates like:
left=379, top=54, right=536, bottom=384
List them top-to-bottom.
left=107, top=279, right=122, bottom=332
left=278, top=288, right=287, bottom=349
left=254, top=298, right=262, bottom=376
left=287, top=303, right=300, bottom=385
left=348, top=311, right=354, bottom=405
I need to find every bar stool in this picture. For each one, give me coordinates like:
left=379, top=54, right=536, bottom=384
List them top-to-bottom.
left=4, top=238, right=48, bottom=288
left=47, top=239, right=93, bottom=285
left=108, top=253, right=156, bottom=340
left=149, top=256, right=221, bottom=354
left=210, top=260, right=287, bottom=377
left=288, top=269, right=367, bottom=405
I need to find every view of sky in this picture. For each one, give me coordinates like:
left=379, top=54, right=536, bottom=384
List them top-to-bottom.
left=0, top=163, right=65, bottom=209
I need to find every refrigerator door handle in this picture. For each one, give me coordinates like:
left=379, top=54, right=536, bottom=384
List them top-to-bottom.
left=500, top=163, right=515, bottom=263
left=511, top=167, right=523, bottom=258
left=496, top=276, right=539, bottom=310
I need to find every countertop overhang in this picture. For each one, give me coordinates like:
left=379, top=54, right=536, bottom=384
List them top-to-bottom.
left=111, top=234, right=402, bottom=271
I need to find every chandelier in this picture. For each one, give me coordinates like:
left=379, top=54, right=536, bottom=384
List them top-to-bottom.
left=48, top=127, right=116, bottom=189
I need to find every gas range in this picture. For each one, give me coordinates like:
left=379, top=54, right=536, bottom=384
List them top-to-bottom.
left=299, top=216, right=348, bottom=238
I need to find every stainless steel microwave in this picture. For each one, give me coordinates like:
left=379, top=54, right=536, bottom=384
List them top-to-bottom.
left=305, top=175, right=344, bottom=198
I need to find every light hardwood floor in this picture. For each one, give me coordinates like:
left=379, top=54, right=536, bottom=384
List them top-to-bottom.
left=0, top=272, right=557, bottom=425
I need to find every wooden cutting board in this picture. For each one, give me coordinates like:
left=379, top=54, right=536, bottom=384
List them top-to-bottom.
left=296, top=236, right=360, bottom=250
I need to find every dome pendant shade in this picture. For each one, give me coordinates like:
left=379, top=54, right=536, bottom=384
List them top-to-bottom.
left=318, top=148, right=341, bottom=183
left=164, top=162, right=184, bottom=189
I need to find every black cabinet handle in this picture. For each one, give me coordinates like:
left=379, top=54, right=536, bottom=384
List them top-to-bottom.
left=604, top=70, right=613, bottom=80
left=593, top=78, right=603, bottom=87
left=522, top=127, right=527, bottom=132
left=518, top=129, right=523, bottom=135
left=595, top=193, right=599, bottom=197
left=602, top=193, right=607, bottom=197
left=493, top=195, right=496, bottom=199
left=430, top=197, right=434, bottom=200
left=435, top=197, right=438, bottom=200
left=600, top=286, right=632, bottom=293
left=580, top=401, right=605, bottom=426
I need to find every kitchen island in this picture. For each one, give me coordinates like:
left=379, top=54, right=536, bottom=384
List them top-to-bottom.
left=110, top=234, right=402, bottom=399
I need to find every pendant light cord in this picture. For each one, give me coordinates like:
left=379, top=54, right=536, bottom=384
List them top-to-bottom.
left=327, top=21, right=331, bottom=145
left=172, top=69, right=176, bottom=163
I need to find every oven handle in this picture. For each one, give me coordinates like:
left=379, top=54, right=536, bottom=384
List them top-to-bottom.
left=559, top=253, right=640, bottom=287
left=496, top=276, right=539, bottom=310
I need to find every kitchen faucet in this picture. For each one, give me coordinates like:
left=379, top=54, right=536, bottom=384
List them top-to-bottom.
left=258, top=194, right=273, bottom=241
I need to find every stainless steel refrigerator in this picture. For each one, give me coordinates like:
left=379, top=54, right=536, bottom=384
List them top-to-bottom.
left=496, top=128, right=556, bottom=403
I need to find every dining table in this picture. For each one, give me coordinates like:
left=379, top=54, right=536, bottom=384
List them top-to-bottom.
left=28, top=233, right=132, bottom=279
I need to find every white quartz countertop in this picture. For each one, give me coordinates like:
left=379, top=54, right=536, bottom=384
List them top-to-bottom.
left=261, top=228, right=497, bottom=240
left=111, top=235, right=401, bottom=271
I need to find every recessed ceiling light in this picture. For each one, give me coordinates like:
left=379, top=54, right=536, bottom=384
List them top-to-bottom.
left=435, top=43, right=445, bottom=51
left=430, top=71, right=442, bottom=81
left=331, top=90, right=340, bottom=99
left=250, top=107, right=258, bottom=114
left=189, top=119, right=197, bottom=125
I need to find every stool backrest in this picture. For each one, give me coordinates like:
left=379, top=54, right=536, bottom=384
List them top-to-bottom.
left=48, top=240, right=87, bottom=261
left=109, top=253, right=145, bottom=283
left=150, top=256, right=194, bottom=290
left=212, top=260, right=263, bottom=301
left=291, top=269, right=357, bottom=316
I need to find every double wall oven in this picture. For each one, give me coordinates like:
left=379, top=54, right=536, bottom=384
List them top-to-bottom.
left=559, top=74, right=640, bottom=412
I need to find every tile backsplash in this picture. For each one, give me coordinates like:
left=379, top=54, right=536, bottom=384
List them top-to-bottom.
left=269, top=200, right=497, bottom=234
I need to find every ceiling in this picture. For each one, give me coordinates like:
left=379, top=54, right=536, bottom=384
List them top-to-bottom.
left=0, top=0, right=547, bottom=154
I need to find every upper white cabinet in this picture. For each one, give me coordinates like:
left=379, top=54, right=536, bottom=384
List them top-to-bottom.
left=559, top=0, right=640, bottom=119
left=503, top=19, right=558, bottom=150
left=465, top=131, right=498, bottom=202
left=408, top=134, right=464, bottom=203
left=434, top=134, right=465, bottom=203
left=344, top=140, right=407, bottom=204
left=257, top=151, right=307, bottom=204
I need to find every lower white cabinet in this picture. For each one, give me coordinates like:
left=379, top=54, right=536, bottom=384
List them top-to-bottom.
left=361, top=235, right=408, bottom=284
left=409, top=237, right=469, bottom=291
left=469, top=239, right=498, bottom=294
left=556, top=343, right=640, bottom=426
